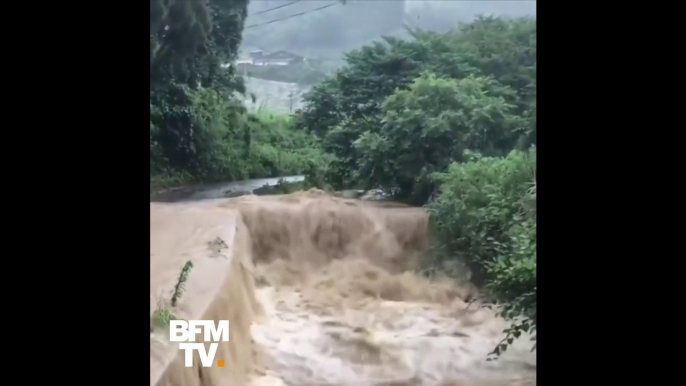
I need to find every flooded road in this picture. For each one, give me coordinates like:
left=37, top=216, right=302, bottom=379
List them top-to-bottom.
left=150, top=175, right=304, bottom=202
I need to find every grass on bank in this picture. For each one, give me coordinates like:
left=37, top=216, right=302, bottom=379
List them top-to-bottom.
left=150, top=261, right=193, bottom=332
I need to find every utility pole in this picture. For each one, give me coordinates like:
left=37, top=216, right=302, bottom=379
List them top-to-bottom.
left=288, top=91, right=293, bottom=113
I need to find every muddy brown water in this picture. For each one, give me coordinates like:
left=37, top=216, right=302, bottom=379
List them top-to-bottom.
left=151, top=186, right=536, bottom=386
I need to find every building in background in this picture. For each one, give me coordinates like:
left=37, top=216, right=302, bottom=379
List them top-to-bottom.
left=250, top=50, right=305, bottom=66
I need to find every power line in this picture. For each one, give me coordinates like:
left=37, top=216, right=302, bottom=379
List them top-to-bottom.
left=250, top=0, right=302, bottom=17
left=244, top=2, right=340, bottom=30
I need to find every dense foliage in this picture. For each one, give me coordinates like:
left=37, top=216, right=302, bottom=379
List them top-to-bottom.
left=150, top=0, right=327, bottom=190
left=296, top=17, right=536, bottom=203
left=353, top=72, right=525, bottom=204
left=246, top=110, right=334, bottom=184
left=428, top=148, right=536, bottom=355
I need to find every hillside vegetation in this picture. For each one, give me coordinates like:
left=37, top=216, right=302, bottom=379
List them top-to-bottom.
left=150, top=0, right=329, bottom=191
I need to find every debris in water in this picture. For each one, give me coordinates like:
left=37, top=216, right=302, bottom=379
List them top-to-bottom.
left=208, top=236, right=229, bottom=259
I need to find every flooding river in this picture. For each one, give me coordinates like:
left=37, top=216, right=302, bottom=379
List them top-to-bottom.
left=152, top=181, right=536, bottom=386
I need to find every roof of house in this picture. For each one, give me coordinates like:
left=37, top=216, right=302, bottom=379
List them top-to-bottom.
left=262, top=50, right=304, bottom=60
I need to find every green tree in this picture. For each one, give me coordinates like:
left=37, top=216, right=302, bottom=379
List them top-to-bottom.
left=150, top=0, right=250, bottom=181
left=150, top=0, right=246, bottom=89
left=296, top=16, right=536, bottom=198
left=353, top=72, right=523, bottom=203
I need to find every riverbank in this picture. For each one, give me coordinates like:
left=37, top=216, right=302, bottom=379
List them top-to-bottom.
left=150, top=173, right=196, bottom=194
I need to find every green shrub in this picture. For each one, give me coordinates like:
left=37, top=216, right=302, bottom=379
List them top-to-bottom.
left=150, top=89, right=331, bottom=187
left=248, top=109, right=333, bottom=182
left=428, top=146, right=536, bottom=355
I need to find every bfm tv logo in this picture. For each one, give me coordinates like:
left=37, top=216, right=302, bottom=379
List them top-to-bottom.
left=169, top=320, right=230, bottom=367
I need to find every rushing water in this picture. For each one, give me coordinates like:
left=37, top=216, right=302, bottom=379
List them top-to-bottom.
left=152, top=182, right=536, bottom=386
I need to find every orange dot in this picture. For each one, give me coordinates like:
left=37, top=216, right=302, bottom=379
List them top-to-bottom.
left=217, top=360, right=225, bottom=367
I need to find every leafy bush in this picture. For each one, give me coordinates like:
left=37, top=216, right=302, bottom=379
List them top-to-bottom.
left=150, top=87, right=331, bottom=188
left=247, top=109, right=334, bottom=182
left=427, top=147, right=536, bottom=354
